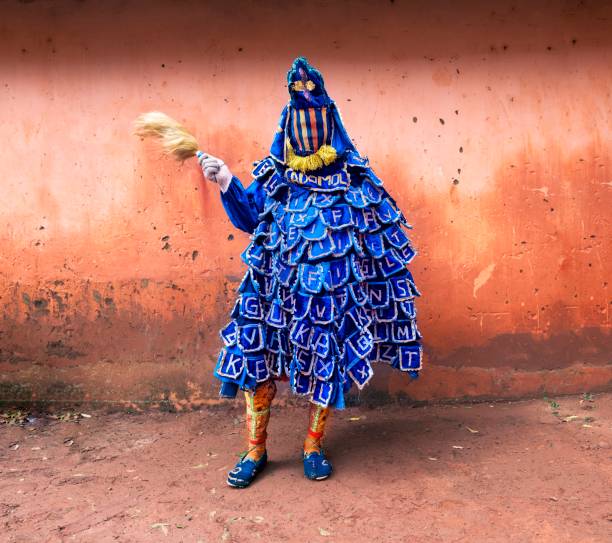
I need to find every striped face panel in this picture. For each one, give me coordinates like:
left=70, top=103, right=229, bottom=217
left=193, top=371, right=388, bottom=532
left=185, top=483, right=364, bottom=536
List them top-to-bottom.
left=289, top=106, right=332, bottom=155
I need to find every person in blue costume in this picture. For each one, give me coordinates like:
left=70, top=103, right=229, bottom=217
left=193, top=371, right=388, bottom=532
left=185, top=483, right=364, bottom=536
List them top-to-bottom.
left=197, top=57, right=422, bottom=488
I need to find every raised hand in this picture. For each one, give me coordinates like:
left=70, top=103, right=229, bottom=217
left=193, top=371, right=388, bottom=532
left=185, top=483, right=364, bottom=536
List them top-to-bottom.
left=196, top=151, right=233, bottom=192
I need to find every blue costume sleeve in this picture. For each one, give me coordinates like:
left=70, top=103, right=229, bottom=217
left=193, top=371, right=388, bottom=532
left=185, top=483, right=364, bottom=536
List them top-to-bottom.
left=220, top=176, right=265, bottom=234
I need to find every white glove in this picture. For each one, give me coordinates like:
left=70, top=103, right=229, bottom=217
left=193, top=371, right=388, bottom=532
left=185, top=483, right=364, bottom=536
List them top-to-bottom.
left=196, top=151, right=233, bottom=192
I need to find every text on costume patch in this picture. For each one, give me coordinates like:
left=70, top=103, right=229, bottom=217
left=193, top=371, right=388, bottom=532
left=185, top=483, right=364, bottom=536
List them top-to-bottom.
left=285, top=168, right=350, bottom=191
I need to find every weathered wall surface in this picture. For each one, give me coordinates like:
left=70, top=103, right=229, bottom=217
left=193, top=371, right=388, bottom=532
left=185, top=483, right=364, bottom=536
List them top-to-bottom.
left=0, top=0, right=610, bottom=408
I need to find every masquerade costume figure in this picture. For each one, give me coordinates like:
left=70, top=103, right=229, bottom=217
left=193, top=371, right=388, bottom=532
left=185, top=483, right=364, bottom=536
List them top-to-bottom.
left=198, top=58, right=422, bottom=488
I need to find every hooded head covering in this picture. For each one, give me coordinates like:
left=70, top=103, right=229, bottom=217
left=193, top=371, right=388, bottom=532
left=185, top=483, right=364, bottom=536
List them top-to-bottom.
left=270, top=57, right=358, bottom=171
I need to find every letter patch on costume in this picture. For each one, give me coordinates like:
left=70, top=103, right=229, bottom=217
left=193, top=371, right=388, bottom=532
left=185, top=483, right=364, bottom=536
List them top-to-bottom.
left=252, top=157, right=273, bottom=177
left=265, top=171, right=285, bottom=196
left=361, top=178, right=383, bottom=203
left=344, top=185, right=367, bottom=208
left=285, top=191, right=312, bottom=212
left=312, top=192, right=340, bottom=208
left=375, top=198, right=400, bottom=224
left=323, top=205, right=353, bottom=229
left=289, top=206, right=318, bottom=228
left=359, top=208, right=379, bottom=232
left=301, top=218, right=327, bottom=241
left=253, top=221, right=269, bottom=241
left=264, top=223, right=281, bottom=250
left=383, top=223, right=410, bottom=249
left=283, top=225, right=301, bottom=251
left=331, top=230, right=352, bottom=256
left=350, top=230, right=366, bottom=256
left=364, top=232, right=385, bottom=258
left=309, top=234, right=334, bottom=260
left=286, top=238, right=308, bottom=265
left=242, top=243, right=265, bottom=272
left=397, top=243, right=416, bottom=265
left=378, top=249, right=404, bottom=277
left=350, top=254, right=365, bottom=282
left=358, top=256, right=378, bottom=280
left=275, top=258, right=296, bottom=286
left=325, top=258, right=350, bottom=289
left=299, top=263, right=325, bottom=294
left=259, top=275, right=276, bottom=301
left=390, top=275, right=413, bottom=300
left=367, top=282, right=390, bottom=308
left=348, top=283, right=368, bottom=306
left=279, top=286, right=295, bottom=312
left=333, top=288, right=349, bottom=313
left=294, top=291, right=313, bottom=320
left=240, top=294, right=263, bottom=320
left=310, top=295, right=334, bottom=324
left=401, top=299, right=416, bottom=318
left=265, top=300, right=286, bottom=328
left=375, top=302, right=397, bottom=322
left=347, top=305, right=371, bottom=330
left=290, top=319, right=313, bottom=349
left=220, top=320, right=238, bottom=346
left=392, top=320, right=417, bottom=343
left=372, top=322, right=389, bottom=342
left=238, top=324, right=265, bottom=352
left=312, top=328, right=331, bottom=358
left=267, top=329, right=280, bottom=353
left=278, top=329, right=290, bottom=354
left=346, top=332, right=374, bottom=360
left=376, top=343, right=398, bottom=365
left=399, top=345, right=422, bottom=370
left=217, top=349, right=244, bottom=379
left=295, top=349, right=314, bottom=374
left=265, top=351, right=279, bottom=376
left=246, top=354, right=269, bottom=382
left=314, top=356, right=334, bottom=380
left=348, top=358, right=373, bottom=388
left=294, top=372, right=313, bottom=394
left=312, top=380, right=333, bottom=406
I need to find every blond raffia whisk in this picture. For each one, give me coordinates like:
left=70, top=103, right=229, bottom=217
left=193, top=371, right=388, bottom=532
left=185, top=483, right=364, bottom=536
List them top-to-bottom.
left=134, top=111, right=199, bottom=161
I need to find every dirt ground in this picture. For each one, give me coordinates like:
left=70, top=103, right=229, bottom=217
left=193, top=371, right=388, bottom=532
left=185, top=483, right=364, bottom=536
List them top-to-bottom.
left=1, top=393, right=611, bottom=543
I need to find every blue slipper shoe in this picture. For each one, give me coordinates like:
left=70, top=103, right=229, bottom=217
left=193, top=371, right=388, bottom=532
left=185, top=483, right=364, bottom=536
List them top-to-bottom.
left=303, top=450, right=333, bottom=481
left=227, top=451, right=268, bottom=488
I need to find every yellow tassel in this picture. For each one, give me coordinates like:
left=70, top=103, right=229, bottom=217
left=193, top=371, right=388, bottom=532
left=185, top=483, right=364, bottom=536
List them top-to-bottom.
left=286, top=140, right=337, bottom=172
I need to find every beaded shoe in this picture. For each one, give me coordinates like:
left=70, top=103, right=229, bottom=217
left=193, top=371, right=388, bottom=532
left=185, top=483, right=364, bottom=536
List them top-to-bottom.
left=303, top=450, right=333, bottom=480
left=227, top=451, right=268, bottom=488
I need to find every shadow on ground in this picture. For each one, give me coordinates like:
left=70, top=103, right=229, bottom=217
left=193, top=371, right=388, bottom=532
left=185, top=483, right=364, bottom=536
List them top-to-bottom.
left=1, top=393, right=611, bottom=542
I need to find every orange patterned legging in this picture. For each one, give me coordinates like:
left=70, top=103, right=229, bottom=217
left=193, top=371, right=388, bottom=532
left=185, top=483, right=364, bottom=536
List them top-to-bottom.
left=242, top=380, right=332, bottom=460
left=244, top=380, right=277, bottom=460
left=304, top=403, right=331, bottom=454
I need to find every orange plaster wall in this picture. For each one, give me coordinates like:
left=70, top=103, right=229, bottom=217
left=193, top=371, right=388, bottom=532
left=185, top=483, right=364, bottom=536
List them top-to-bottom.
left=0, top=0, right=610, bottom=407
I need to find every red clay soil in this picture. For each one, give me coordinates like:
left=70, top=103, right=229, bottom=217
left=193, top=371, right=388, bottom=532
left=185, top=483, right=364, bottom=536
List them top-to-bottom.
left=1, top=393, right=611, bottom=543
